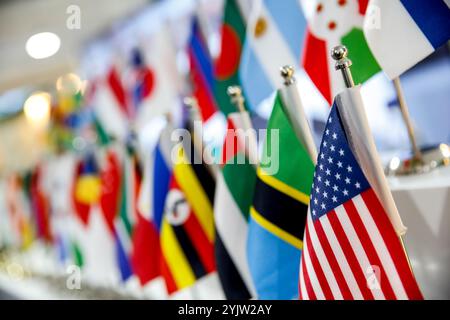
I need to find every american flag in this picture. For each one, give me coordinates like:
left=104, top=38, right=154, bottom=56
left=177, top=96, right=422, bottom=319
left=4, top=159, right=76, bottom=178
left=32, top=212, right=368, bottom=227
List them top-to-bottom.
left=299, top=103, right=423, bottom=300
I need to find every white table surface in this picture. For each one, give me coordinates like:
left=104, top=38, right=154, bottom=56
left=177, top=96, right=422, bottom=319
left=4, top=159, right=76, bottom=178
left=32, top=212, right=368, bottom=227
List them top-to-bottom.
left=389, top=165, right=450, bottom=299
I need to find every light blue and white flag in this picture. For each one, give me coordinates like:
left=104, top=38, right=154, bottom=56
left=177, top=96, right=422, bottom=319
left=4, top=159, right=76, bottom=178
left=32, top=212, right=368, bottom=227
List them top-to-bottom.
left=239, top=0, right=307, bottom=113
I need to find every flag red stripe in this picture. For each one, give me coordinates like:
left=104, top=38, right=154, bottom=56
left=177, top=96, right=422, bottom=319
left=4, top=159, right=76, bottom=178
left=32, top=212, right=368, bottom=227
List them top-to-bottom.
left=189, top=48, right=217, bottom=121
left=107, top=68, right=129, bottom=117
left=221, top=119, right=240, bottom=165
left=361, top=190, right=423, bottom=299
left=343, top=199, right=396, bottom=299
left=183, top=210, right=216, bottom=274
left=327, top=210, right=375, bottom=300
left=315, top=219, right=353, bottom=299
left=304, top=224, right=334, bottom=299
left=300, top=249, right=317, bottom=300
left=160, top=255, right=177, bottom=294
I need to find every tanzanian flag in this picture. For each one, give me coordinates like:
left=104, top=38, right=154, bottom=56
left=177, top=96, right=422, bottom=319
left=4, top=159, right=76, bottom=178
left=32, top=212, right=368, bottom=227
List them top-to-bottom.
left=214, top=0, right=247, bottom=115
left=247, top=91, right=314, bottom=299
left=160, top=132, right=216, bottom=294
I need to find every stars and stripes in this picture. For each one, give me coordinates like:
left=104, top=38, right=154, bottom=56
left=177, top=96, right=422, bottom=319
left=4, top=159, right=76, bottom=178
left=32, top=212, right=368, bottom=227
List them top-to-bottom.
left=299, top=103, right=423, bottom=300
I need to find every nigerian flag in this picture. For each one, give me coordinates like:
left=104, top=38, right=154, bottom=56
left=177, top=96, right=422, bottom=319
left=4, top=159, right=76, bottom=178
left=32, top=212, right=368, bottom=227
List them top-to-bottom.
left=214, top=0, right=247, bottom=115
left=247, top=90, right=315, bottom=299
left=214, top=111, right=258, bottom=299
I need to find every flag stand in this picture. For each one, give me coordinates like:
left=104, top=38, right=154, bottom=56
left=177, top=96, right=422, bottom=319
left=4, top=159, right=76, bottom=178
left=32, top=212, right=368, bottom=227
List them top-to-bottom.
left=331, top=45, right=416, bottom=274
left=279, top=65, right=318, bottom=163
left=392, top=77, right=424, bottom=168
left=389, top=78, right=449, bottom=174
left=226, top=85, right=255, bottom=135
left=227, top=86, right=259, bottom=167
left=183, top=96, right=219, bottom=180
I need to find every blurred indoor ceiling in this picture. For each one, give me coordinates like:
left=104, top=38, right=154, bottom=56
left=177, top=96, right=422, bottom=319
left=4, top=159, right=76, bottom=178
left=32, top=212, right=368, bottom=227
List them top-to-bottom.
left=0, top=0, right=150, bottom=93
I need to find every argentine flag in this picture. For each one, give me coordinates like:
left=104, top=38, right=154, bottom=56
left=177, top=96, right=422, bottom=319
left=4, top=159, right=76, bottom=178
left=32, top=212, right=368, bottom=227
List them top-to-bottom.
left=239, top=0, right=308, bottom=114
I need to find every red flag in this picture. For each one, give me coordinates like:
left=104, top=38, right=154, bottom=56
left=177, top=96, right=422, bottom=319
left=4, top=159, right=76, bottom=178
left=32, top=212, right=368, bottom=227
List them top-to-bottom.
left=99, top=150, right=122, bottom=235
left=130, top=152, right=161, bottom=285
left=30, top=167, right=52, bottom=242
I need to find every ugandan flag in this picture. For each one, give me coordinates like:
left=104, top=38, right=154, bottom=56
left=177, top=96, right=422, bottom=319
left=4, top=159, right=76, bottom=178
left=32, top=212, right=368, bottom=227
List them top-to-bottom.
left=214, top=0, right=247, bottom=115
left=247, top=91, right=315, bottom=299
left=160, top=139, right=216, bottom=294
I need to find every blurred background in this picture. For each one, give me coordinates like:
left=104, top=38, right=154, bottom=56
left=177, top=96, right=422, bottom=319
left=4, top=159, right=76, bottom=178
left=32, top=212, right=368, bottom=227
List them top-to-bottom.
left=0, top=0, right=448, bottom=299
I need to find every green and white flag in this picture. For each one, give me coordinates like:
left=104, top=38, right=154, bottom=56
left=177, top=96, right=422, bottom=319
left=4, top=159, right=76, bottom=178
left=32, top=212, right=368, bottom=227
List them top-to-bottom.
left=214, top=111, right=258, bottom=299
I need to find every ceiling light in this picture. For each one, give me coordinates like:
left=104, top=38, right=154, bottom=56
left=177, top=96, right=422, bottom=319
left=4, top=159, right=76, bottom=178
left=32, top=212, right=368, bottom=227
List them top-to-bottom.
left=25, top=32, right=61, bottom=59
left=56, top=73, right=82, bottom=95
left=23, top=92, right=51, bottom=124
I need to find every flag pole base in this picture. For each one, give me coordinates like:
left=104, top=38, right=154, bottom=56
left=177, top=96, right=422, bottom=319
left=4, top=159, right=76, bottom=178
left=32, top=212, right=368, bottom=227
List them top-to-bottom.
left=386, top=143, right=450, bottom=176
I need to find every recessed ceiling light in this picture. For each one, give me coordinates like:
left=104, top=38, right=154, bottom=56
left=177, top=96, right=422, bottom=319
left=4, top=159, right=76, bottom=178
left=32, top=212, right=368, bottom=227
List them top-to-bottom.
left=25, top=32, right=61, bottom=59
left=23, top=91, right=51, bottom=124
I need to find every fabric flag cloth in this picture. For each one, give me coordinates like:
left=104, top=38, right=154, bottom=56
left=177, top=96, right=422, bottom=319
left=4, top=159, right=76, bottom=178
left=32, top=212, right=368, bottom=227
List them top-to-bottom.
left=214, top=0, right=247, bottom=115
left=239, top=0, right=307, bottom=112
left=300, top=0, right=381, bottom=104
left=363, top=0, right=450, bottom=79
left=188, top=17, right=219, bottom=121
left=130, top=27, right=181, bottom=130
left=129, top=48, right=155, bottom=116
left=92, top=67, right=130, bottom=141
left=299, top=90, right=423, bottom=300
left=247, top=91, right=315, bottom=299
left=214, top=111, right=258, bottom=299
left=133, top=124, right=173, bottom=238
left=160, top=129, right=216, bottom=294
left=132, top=131, right=171, bottom=285
left=98, top=147, right=139, bottom=283
left=113, top=147, right=140, bottom=282
left=99, top=149, right=122, bottom=235
left=47, top=153, right=85, bottom=268
left=70, top=153, right=120, bottom=285
left=71, top=153, right=101, bottom=226
left=40, top=155, right=79, bottom=266
left=29, top=166, right=52, bottom=242
left=5, top=175, right=34, bottom=249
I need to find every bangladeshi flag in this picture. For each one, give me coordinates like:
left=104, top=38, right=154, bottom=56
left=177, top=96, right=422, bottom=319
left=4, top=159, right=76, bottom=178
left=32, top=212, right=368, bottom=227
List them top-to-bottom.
left=214, top=0, right=247, bottom=115
left=301, top=0, right=381, bottom=104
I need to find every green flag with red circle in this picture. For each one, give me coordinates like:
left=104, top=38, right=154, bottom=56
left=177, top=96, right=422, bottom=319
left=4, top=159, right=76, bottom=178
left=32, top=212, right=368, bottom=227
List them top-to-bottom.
left=214, top=0, right=247, bottom=115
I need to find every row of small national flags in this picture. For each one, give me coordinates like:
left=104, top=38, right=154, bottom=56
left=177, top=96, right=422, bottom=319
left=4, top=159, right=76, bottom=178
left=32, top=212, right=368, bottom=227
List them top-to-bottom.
left=1, top=0, right=448, bottom=299
left=95, top=0, right=449, bottom=140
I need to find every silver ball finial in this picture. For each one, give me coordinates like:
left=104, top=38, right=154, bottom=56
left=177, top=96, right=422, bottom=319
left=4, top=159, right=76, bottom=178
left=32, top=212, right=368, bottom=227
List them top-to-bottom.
left=330, top=45, right=354, bottom=88
left=331, top=45, right=348, bottom=61
left=331, top=45, right=352, bottom=70
left=280, top=65, right=295, bottom=85
left=227, top=85, right=246, bottom=113
left=227, top=85, right=242, bottom=98
left=183, top=96, right=198, bottom=109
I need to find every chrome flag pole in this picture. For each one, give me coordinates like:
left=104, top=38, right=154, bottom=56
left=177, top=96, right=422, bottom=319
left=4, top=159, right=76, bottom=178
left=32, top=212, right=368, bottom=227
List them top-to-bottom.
left=279, top=65, right=318, bottom=164
left=392, top=77, right=424, bottom=165
left=226, top=85, right=259, bottom=167
left=183, top=96, right=219, bottom=180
